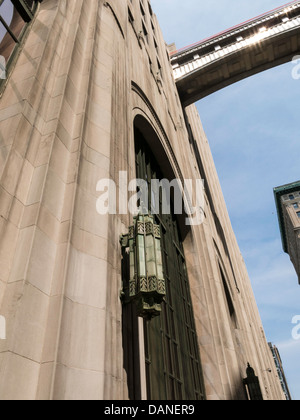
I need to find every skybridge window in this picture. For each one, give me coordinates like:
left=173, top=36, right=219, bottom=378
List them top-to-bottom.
left=0, top=0, right=39, bottom=85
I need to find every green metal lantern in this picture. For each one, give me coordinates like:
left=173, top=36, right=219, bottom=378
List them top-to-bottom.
left=120, top=214, right=166, bottom=320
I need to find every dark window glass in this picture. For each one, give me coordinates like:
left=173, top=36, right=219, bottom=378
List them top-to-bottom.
left=135, top=126, right=206, bottom=401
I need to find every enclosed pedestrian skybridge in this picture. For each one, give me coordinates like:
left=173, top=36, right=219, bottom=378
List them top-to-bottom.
left=171, top=1, right=300, bottom=106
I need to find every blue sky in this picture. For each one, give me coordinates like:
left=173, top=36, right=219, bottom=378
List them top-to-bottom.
left=152, top=0, right=300, bottom=400
left=0, top=1, right=13, bottom=42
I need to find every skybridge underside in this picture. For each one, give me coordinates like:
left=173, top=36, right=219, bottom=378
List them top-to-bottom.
left=173, top=19, right=300, bottom=106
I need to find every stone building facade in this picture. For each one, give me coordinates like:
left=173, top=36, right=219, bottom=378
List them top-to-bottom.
left=0, top=0, right=286, bottom=400
left=274, top=181, right=300, bottom=285
left=269, top=343, right=292, bottom=400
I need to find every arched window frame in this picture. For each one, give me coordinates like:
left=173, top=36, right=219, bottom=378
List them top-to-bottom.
left=126, top=116, right=206, bottom=401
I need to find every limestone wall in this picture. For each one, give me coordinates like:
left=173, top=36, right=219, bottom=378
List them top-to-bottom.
left=0, top=0, right=285, bottom=400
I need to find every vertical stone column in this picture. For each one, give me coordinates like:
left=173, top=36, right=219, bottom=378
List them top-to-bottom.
left=0, top=0, right=103, bottom=400
left=52, top=0, right=130, bottom=400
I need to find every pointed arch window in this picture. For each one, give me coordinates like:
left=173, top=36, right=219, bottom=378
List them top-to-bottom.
left=122, top=119, right=206, bottom=401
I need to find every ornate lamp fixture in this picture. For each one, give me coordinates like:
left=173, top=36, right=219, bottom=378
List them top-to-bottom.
left=120, top=214, right=166, bottom=320
left=243, top=363, right=264, bottom=400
